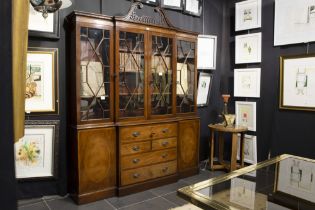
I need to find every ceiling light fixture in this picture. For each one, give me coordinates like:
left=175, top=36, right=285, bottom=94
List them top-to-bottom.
left=30, top=0, right=72, bottom=18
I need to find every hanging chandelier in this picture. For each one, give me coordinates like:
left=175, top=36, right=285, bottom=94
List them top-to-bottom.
left=30, top=0, right=72, bottom=18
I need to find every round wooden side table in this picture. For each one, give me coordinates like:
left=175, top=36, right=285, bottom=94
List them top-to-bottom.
left=208, top=124, right=248, bottom=172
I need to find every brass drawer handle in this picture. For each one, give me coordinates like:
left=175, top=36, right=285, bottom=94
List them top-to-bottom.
left=162, top=128, right=169, bottom=133
left=132, top=131, right=140, bottom=137
left=162, top=141, right=169, bottom=147
left=132, top=146, right=140, bottom=151
left=161, top=153, right=168, bottom=158
left=133, top=158, right=140, bottom=164
left=162, top=167, right=169, bottom=173
left=133, top=173, right=140, bottom=179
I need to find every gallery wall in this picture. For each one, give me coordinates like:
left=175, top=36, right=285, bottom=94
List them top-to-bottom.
left=18, top=0, right=228, bottom=199
left=228, top=0, right=315, bottom=160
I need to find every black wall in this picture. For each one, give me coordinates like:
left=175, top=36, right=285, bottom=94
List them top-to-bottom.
left=0, top=0, right=17, bottom=209
left=18, top=0, right=227, bottom=199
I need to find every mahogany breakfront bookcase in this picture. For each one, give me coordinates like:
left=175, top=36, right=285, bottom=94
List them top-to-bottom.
left=67, top=1, right=200, bottom=204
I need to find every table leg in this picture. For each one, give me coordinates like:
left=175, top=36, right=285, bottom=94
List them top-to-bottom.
left=210, top=130, right=214, bottom=171
left=218, top=132, right=224, bottom=164
left=240, top=132, right=245, bottom=168
left=230, top=133, right=238, bottom=172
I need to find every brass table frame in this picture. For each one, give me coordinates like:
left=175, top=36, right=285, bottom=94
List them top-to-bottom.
left=177, top=154, right=315, bottom=210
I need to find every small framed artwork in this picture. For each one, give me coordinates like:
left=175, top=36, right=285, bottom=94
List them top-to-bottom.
left=137, top=0, right=160, bottom=6
left=161, top=0, right=182, bottom=10
left=184, top=0, right=203, bottom=17
left=235, top=0, right=262, bottom=31
left=274, top=0, right=315, bottom=46
left=28, top=5, right=60, bottom=39
left=235, top=32, right=262, bottom=64
left=197, top=35, right=217, bottom=70
left=25, top=47, right=59, bottom=115
left=280, top=54, right=315, bottom=111
left=234, top=68, right=261, bottom=98
left=197, top=72, right=213, bottom=106
left=235, top=101, right=256, bottom=131
left=15, top=120, right=59, bottom=179
left=237, top=134, right=258, bottom=164
left=230, top=178, right=256, bottom=209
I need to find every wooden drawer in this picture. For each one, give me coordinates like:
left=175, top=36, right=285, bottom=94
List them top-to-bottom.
left=150, top=123, right=177, bottom=139
left=120, top=125, right=152, bottom=142
left=152, top=137, right=177, bottom=151
left=121, top=141, right=151, bottom=156
left=121, top=148, right=177, bottom=170
left=121, top=160, right=177, bottom=186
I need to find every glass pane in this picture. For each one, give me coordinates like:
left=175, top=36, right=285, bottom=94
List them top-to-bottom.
left=80, top=27, right=110, bottom=121
left=119, top=31, right=145, bottom=118
left=150, top=35, right=173, bottom=115
left=176, top=40, right=196, bottom=113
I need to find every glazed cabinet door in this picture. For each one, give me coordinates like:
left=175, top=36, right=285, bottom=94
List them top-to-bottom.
left=78, top=25, right=114, bottom=124
left=116, top=29, right=146, bottom=120
left=176, top=39, right=197, bottom=114
left=178, top=119, right=199, bottom=176
left=77, top=127, right=116, bottom=201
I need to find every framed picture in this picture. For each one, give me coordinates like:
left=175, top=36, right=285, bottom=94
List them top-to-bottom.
left=161, top=0, right=182, bottom=10
left=184, top=0, right=203, bottom=17
left=235, top=0, right=262, bottom=31
left=274, top=0, right=315, bottom=46
left=28, top=5, right=60, bottom=39
left=235, top=32, right=262, bottom=64
left=197, top=35, right=217, bottom=70
left=25, top=47, right=59, bottom=115
left=280, top=54, right=315, bottom=111
left=234, top=68, right=261, bottom=98
left=197, top=72, right=213, bottom=106
left=235, top=101, right=256, bottom=131
left=15, top=120, right=59, bottom=179
left=237, top=134, right=258, bottom=164
left=277, top=157, right=315, bottom=203
left=230, top=178, right=256, bottom=209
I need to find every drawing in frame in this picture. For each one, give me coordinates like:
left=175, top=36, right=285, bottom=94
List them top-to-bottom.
left=161, top=0, right=182, bottom=10
left=184, top=0, right=203, bottom=17
left=235, top=0, right=262, bottom=31
left=274, top=0, right=315, bottom=46
left=28, top=4, right=60, bottom=39
left=235, top=32, right=261, bottom=64
left=197, top=35, right=217, bottom=70
left=25, top=47, right=59, bottom=115
left=279, top=54, right=315, bottom=111
left=234, top=68, right=261, bottom=98
left=197, top=72, right=213, bottom=107
left=235, top=101, right=256, bottom=131
left=15, top=120, right=59, bottom=179
left=237, top=134, right=258, bottom=164
left=276, top=157, right=315, bottom=203
left=230, top=178, right=256, bottom=209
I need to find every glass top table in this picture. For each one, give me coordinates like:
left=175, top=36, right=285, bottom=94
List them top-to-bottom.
left=178, top=154, right=315, bottom=210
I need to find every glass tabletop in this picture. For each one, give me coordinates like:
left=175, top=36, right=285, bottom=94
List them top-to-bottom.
left=178, top=154, right=315, bottom=210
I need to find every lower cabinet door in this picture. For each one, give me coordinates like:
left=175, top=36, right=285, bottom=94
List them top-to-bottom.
left=178, top=119, right=200, bottom=173
left=77, top=127, right=116, bottom=194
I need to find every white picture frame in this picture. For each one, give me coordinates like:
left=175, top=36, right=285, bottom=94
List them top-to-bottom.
left=235, top=0, right=262, bottom=31
left=274, top=0, right=315, bottom=46
left=235, top=32, right=262, bottom=64
left=197, top=35, right=217, bottom=70
left=280, top=54, right=315, bottom=111
left=234, top=68, right=261, bottom=98
left=197, top=72, right=213, bottom=106
left=235, top=101, right=256, bottom=131
left=14, top=120, right=59, bottom=179
left=237, top=134, right=258, bottom=164
left=277, top=157, right=315, bottom=203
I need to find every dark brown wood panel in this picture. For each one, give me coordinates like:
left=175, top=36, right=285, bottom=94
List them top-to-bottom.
left=178, top=119, right=200, bottom=173
left=77, top=127, right=116, bottom=194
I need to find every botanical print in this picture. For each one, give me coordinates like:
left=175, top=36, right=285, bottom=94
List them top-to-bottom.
left=235, top=0, right=261, bottom=31
left=274, top=0, right=315, bottom=45
left=235, top=33, right=261, bottom=64
left=243, top=42, right=252, bottom=57
left=282, top=56, right=315, bottom=109
left=26, top=62, right=43, bottom=99
left=234, top=68, right=261, bottom=98
left=197, top=73, right=212, bottom=106
left=236, top=101, right=256, bottom=131
left=15, top=134, right=44, bottom=168
left=237, top=135, right=257, bottom=164
left=277, top=157, right=315, bottom=203
left=230, top=178, right=256, bottom=209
